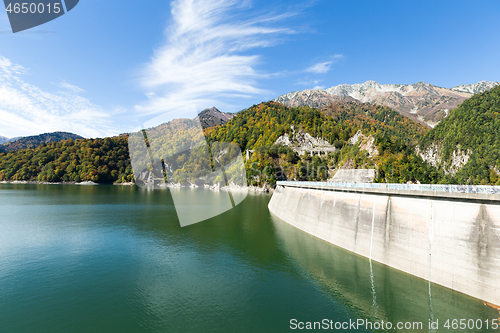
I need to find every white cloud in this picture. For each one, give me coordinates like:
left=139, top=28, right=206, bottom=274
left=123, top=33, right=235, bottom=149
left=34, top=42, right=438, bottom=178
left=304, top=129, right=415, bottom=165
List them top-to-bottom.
left=136, top=0, right=295, bottom=119
left=305, top=54, right=343, bottom=74
left=0, top=56, right=116, bottom=138
left=305, top=61, right=332, bottom=74
left=297, top=79, right=321, bottom=87
left=58, top=81, right=85, bottom=93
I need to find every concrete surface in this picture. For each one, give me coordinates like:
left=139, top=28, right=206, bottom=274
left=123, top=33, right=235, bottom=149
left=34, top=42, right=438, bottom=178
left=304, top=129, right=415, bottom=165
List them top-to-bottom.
left=330, top=169, right=376, bottom=183
left=268, top=184, right=500, bottom=306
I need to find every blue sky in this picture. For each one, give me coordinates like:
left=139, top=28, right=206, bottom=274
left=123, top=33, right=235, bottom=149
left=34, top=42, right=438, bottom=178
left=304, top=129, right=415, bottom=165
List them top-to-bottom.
left=0, top=0, right=499, bottom=138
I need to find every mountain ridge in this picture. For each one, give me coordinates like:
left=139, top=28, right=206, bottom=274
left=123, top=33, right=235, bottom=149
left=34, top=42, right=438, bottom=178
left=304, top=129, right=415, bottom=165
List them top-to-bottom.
left=275, top=80, right=500, bottom=126
left=450, top=81, right=499, bottom=94
left=2, top=88, right=500, bottom=186
left=194, top=107, right=234, bottom=129
left=0, top=131, right=84, bottom=152
left=0, top=136, right=10, bottom=144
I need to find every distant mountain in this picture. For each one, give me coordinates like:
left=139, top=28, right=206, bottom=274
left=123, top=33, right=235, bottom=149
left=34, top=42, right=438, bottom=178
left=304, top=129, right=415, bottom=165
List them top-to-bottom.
left=275, top=80, right=500, bottom=127
left=450, top=81, right=500, bottom=94
left=274, top=90, right=356, bottom=109
left=4, top=92, right=500, bottom=185
left=194, top=107, right=234, bottom=129
left=0, top=131, right=84, bottom=152
left=0, top=136, right=21, bottom=144
left=0, top=136, right=133, bottom=183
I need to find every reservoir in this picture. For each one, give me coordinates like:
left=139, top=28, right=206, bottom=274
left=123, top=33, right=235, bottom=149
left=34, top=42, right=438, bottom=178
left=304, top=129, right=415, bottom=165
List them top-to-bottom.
left=0, top=184, right=498, bottom=332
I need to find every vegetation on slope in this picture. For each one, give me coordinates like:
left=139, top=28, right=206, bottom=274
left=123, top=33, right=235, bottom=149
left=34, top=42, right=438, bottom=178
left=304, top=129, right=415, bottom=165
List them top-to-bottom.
left=420, top=86, right=500, bottom=184
left=5, top=88, right=499, bottom=187
left=0, top=101, right=444, bottom=186
left=205, top=101, right=441, bottom=185
left=320, top=101, right=428, bottom=145
left=320, top=101, right=443, bottom=184
left=203, top=102, right=351, bottom=185
left=205, top=102, right=354, bottom=151
left=0, top=131, right=84, bottom=152
left=0, top=136, right=134, bottom=183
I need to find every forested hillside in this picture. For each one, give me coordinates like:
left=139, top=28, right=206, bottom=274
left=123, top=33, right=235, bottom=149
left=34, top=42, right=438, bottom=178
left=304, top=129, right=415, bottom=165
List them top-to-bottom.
left=419, top=86, right=500, bottom=184
left=3, top=89, right=499, bottom=187
left=0, top=101, right=443, bottom=185
left=205, top=101, right=441, bottom=185
left=319, top=101, right=441, bottom=184
left=320, top=101, right=428, bottom=144
left=204, top=102, right=353, bottom=185
left=205, top=102, right=354, bottom=151
left=0, top=131, right=84, bottom=152
left=0, top=136, right=133, bottom=183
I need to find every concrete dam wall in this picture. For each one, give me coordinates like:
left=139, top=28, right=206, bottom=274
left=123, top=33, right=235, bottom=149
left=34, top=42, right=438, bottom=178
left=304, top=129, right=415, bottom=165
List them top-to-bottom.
left=268, top=182, right=500, bottom=306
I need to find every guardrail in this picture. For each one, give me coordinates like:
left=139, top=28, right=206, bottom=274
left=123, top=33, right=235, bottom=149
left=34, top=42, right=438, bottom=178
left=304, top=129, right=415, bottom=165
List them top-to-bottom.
left=277, top=181, right=500, bottom=195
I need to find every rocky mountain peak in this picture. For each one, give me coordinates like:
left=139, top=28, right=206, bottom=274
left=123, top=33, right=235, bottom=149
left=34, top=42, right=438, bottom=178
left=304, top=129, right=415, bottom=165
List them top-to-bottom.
left=275, top=80, right=499, bottom=127
left=451, top=81, right=500, bottom=94
left=195, top=106, right=234, bottom=129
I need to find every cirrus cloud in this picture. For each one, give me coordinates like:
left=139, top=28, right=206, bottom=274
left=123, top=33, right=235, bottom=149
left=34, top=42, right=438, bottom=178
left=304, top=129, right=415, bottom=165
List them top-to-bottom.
left=136, top=0, right=297, bottom=119
left=305, top=54, right=343, bottom=74
left=0, top=56, right=116, bottom=138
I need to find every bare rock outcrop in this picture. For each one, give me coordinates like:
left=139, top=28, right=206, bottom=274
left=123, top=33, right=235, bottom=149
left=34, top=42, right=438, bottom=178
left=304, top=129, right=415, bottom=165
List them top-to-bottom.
left=274, top=126, right=335, bottom=156
left=350, top=130, right=378, bottom=158
left=416, top=143, right=471, bottom=175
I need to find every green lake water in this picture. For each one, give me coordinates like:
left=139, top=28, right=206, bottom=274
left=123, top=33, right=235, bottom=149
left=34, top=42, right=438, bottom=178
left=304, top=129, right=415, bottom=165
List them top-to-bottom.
left=0, top=184, right=498, bottom=332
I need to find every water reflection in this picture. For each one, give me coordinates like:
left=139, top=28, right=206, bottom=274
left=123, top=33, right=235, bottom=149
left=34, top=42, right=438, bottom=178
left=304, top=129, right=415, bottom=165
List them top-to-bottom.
left=1, top=184, right=498, bottom=333
left=271, top=214, right=498, bottom=332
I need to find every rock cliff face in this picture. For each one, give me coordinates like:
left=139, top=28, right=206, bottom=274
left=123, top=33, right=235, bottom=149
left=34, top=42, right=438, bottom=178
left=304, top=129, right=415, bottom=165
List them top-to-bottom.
left=275, top=81, right=499, bottom=127
left=274, top=126, right=335, bottom=156
left=349, top=130, right=378, bottom=158
left=415, top=143, right=471, bottom=175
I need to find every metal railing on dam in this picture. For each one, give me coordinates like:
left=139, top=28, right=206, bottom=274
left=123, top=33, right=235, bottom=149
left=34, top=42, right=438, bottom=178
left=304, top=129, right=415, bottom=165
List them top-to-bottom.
left=277, top=181, right=500, bottom=195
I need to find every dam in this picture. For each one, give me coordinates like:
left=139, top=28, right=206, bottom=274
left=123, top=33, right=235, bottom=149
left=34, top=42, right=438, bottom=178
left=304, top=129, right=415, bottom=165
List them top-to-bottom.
left=268, top=181, right=500, bottom=306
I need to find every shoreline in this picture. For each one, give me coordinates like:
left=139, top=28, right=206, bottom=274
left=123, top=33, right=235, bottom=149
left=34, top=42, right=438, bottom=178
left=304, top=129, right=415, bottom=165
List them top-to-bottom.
left=0, top=180, right=273, bottom=192
left=0, top=180, right=135, bottom=186
left=144, top=181, right=273, bottom=193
